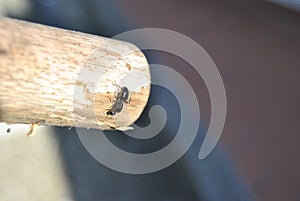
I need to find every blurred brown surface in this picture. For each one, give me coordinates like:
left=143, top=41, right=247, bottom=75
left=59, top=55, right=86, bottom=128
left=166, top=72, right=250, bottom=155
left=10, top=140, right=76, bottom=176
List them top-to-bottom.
left=118, top=1, right=300, bottom=201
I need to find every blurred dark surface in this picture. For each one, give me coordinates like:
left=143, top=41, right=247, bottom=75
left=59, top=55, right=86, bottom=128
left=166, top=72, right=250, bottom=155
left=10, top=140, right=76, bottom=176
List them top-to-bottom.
left=7, top=0, right=300, bottom=201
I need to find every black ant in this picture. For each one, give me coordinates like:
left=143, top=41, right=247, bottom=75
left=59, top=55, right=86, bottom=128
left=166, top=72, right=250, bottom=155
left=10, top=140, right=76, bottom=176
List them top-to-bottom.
left=107, top=87, right=130, bottom=116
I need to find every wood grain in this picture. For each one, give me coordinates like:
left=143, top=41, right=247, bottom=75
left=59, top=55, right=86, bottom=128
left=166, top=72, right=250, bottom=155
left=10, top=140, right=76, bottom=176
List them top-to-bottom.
left=0, top=17, right=151, bottom=130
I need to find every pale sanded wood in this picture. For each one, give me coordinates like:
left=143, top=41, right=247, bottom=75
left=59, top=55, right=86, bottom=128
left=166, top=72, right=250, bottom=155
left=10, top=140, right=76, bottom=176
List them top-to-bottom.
left=0, top=17, right=150, bottom=130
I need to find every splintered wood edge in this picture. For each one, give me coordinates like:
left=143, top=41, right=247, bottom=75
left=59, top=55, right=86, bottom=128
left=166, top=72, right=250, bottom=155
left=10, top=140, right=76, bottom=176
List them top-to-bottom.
left=94, top=86, right=150, bottom=129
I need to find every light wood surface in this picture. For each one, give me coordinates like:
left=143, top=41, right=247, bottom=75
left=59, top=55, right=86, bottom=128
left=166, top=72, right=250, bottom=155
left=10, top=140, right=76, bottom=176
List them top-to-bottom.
left=0, top=17, right=151, bottom=130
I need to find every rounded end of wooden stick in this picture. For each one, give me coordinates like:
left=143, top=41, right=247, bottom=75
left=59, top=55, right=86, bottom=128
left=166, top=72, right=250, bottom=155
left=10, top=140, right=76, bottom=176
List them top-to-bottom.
left=74, top=41, right=151, bottom=130
left=94, top=45, right=151, bottom=130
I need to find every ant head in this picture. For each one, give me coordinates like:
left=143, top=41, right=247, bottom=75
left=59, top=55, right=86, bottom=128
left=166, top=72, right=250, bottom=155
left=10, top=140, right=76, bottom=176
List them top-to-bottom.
left=107, top=110, right=115, bottom=116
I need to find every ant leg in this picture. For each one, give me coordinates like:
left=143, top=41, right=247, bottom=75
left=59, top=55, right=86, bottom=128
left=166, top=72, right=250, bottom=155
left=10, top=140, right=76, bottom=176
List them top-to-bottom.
left=126, top=98, right=131, bottom=104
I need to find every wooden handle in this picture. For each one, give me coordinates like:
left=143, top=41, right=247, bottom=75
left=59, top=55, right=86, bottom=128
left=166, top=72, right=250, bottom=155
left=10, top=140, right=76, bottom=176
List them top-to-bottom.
left=0, top=17, right=151, bottom=130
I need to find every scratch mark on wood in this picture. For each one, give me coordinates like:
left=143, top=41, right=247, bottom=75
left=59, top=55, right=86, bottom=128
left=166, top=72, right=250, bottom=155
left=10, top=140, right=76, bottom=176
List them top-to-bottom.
left=0, top=49, right=7, bottom=55
left=126, top=62, right=132, bottom=70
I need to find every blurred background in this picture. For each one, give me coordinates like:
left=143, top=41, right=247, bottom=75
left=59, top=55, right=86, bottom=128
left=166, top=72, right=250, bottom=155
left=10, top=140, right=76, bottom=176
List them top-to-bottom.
left=0, top=0, right=299, bottom=201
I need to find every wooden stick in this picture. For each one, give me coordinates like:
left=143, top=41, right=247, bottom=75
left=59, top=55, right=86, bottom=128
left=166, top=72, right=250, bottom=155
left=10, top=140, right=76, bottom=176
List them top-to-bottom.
left=0, top=17, right=151, bottom=130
